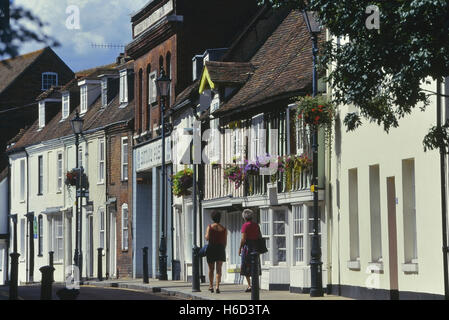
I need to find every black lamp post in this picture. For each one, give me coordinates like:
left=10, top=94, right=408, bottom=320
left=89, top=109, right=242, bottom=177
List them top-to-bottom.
left=303, top=10, right=324, bottom=297
left=156, top=67, right=171, bottom=281
left=71, top=112, right=84, bottom=273
left=184, top=127, right=201, bottom=292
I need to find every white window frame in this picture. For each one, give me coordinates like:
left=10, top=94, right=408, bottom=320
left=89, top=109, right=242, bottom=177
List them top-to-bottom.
left=119, top=70, right=128, bottom=104
left=149, top=70, right=157, bottom=104
left=42, top=72, right=58, bottom=91
left=101, top=78, right=108, bottom=107
left=80, top=85, right=88, bottom=114
left=62, top=93, right=70, bottom=120
left=209, top=97, right=220, bottom=163
left=38, top=101, right=45, bottom=129
left=250, top=114, right=265, bottom=160
left=121, top=137, right=129, bottom=181
left=98, top=139, right=105, bottom=184
left=57, top=152, right=63, bottom=192
left=38, top=155, right=44, bottom=195
left=20, top=159, right=25, bottom=202
left=122, top=204, right=129, bottom=250
left=293, top=205, right=305, bottom=264
left=99, top=208, right=105, bottom=251
left=260, top=208, right=271, bottom=266
left=272, top=208, right=287, bottom=265
left=49, top=214, right=64, bottom=263
left=38, top=215, right=44, bottom=256
left=20, top=218, right=25, bottom=257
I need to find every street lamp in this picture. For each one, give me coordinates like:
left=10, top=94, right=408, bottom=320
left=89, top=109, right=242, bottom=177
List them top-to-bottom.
left=302, top=10, right=324, bottom=297
left=156, top=66, right=171, bottom=281
left=71, top=112, right=84, bottom=274
left=184, top=127, right=201, bottom=292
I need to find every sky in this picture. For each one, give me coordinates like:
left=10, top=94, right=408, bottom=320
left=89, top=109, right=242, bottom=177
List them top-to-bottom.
left=13, top=0, right=149, bottom=72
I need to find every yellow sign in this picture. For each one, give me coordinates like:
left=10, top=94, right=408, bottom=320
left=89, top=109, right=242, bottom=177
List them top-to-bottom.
left=311, top=185, right=316, bottom=193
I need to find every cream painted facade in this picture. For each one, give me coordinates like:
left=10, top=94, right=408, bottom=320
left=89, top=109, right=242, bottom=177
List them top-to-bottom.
left=328, top=70, right=447, bottom=298
left=8, top=124, right=112, bottom=284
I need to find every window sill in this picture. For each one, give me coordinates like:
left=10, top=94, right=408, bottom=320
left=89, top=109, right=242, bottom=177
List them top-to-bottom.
left=119, top=102, right=128, bottom=109
left=121, top=179, right=129, bottom=183
left=97, top=182, right=105, bottom=185
left=56, top=190, right=62, bottom=194
left=37, top=193, right=43, bottom=196
left=121, top=249, right=128, bottom=253
left=37, top=254, right=43, bottom=258
left=347, top=260, right=361, bottom=270
left=53, top=262, right=63, bottom=266
left=367, top=262, right=384, bottom=273
left=402, top=263, right=418, bottom=274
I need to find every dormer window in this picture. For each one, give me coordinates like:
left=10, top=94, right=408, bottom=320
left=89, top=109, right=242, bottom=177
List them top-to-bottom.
left=119, top=70, right=128, bottom=106
left=42, top=72, right=58, bottom=91
left=101, top=78, right=108, bottom=107
left=80, top=85, right=88, bottom=114
left=62, top=93, right=70, bottom=120
left=38, top=101, right=45, bottom=129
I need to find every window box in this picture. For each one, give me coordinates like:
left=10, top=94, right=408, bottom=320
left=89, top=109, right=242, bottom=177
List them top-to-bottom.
left=367, top=262, right=384, bottom=273
left=402, top=263, right=418, bottom=273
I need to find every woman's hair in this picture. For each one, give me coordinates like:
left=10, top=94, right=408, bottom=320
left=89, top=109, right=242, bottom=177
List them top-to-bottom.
left=242, top=209, right=254, bottom=221
left=211, top=210, right=221, bottom=223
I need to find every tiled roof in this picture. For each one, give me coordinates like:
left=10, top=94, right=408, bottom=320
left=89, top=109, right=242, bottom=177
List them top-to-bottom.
left=214, top=10, right=314, bottom=116
left=0, top=48, right=46, bottom=94
left=205, top=61, right=254, bottom=85
left=8, top=64, right=134, bottom=153
left=173, top=80, right=200, bottom=108
left=36, top=86, right=62, bottom=101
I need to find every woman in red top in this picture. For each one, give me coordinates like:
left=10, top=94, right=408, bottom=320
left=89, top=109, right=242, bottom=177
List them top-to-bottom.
left=239, top=209, right=261, bottom=292
left=205, top=211, right=227, bottom=293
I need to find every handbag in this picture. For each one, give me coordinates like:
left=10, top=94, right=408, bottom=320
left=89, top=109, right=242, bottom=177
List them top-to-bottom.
left=255, top=226, right=268, bottom=254
left=199, top=244, right=209, bottom=257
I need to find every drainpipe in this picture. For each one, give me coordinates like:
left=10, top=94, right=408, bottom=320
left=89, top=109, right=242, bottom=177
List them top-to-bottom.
left=437, top=79, right=449, bottom=300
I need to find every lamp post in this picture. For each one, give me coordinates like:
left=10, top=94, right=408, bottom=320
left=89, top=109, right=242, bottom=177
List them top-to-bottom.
left=303, top=10, right=324, bottom=297
left=156, top=67, right=171, bottom=281
left=71, top=112, right=84, bottom=273
left=184, top=127, right=201, bottom=292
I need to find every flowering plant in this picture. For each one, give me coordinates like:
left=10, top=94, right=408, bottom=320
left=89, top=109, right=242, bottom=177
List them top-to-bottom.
left=297, top=95, right=335, bottom=127
left=295, top=154, right=312, bottom=171
left=243, top=159, right=260, bottom=176
left=224, top=164, right=245, bottom=189
left=171, top=168, right=193, bottom=197
left=65, top=169, right=89, bottom=189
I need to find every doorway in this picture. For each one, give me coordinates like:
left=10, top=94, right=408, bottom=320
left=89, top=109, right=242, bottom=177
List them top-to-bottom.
left=387, top=177, right=399, bottom=300
left=87, top=215, right=94, bottom=278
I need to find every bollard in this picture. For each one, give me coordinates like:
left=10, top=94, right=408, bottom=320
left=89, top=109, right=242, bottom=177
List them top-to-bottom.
left=192, top=246, right=201, bottom=292
left=143, top=247, right=149, bottom=284
left=97, top=248, right=103, bottom=281
left=49, top=251, right=54, bottom=283
left=250, top=251, right=260, bottom=301
left=9, top=252, right=20, bottom=300
left=40, top=266, right=55, bottom=300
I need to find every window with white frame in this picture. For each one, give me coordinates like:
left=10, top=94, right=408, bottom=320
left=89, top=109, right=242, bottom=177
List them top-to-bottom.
left=119, top=70, right=128, bottom=104
left=148, top=71, right=157, bottom=104
left=42, top=72, right=58, bottom=90
left=101, top=78, right=108, bottom=107
left=80, top=85, right=88, bottom=114
left=62, top=93, right=70, bottom=120
left=38, top=101, right=45, bottom=129
left=250, top=114, right=265, bottom=160
left=231, top=127, right=242, bottom=162
left=121, top=137, right=128, bottom=181
left=98, top=139, right=105, bottom=183
left=57, top=152, right=63, bottom=192
left=38, top=155, right=44, bottom=195
left=20, top=159, right=25, bottom=201
left=122, top=204, right=129, bottom=250
left=293, top=205, right=305, bottom=263
left=260, top=208, right=271, bottom=265
left=99, top=209, right=105, bottom=249
left=273, top=209, right=287, bottom=264
left=38, top=215, right=43, bottom=256
left=49, top=215, right=64, bottom=262
left=20, top=218, right=25, bottom=256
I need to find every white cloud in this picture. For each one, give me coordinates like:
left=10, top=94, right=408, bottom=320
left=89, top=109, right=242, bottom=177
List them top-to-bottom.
left=14, top=0, right=148, bottom=71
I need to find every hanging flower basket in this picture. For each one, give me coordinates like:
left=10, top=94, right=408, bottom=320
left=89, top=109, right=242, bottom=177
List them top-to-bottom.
left=297, top=95, right=335, bottom=128
left=295, top=154, right=312, bottom=171
left=243, top=160, right=260, bottom=176
left=224, top=164, right=244, bottom=189
left=171, top=168, right=193, bottom=197
left=65, top=169, right=89, bottom=189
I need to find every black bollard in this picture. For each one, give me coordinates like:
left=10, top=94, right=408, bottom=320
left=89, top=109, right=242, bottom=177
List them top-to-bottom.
left=143, top=247, right=149, bottom=284
left=97, top=248, right=103, bottom=281
left=49, top=251, right=54, bottom=282
left=250, top=251, right=260, bottom=301
left=9, top=252, right=20, bottom=300
left=40, top=266, right=55, bottom=300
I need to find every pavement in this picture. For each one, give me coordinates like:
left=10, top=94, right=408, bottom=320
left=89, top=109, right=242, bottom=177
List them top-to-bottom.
left=81, top=278, right=351, bottom=300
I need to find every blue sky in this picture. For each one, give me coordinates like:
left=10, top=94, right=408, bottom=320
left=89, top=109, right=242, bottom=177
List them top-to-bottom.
left=14, top=0, right=149, bottom=72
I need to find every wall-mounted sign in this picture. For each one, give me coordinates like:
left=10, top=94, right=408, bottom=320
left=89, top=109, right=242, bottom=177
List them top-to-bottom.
left=134, top=0, right=174, bottom=38
left=136, top=136, right=172, bottom=172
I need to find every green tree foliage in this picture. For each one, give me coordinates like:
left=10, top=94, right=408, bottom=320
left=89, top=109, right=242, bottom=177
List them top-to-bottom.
left=261, top=0, right=449, bottom=152
left=1, top=3, right=59, bottom=59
